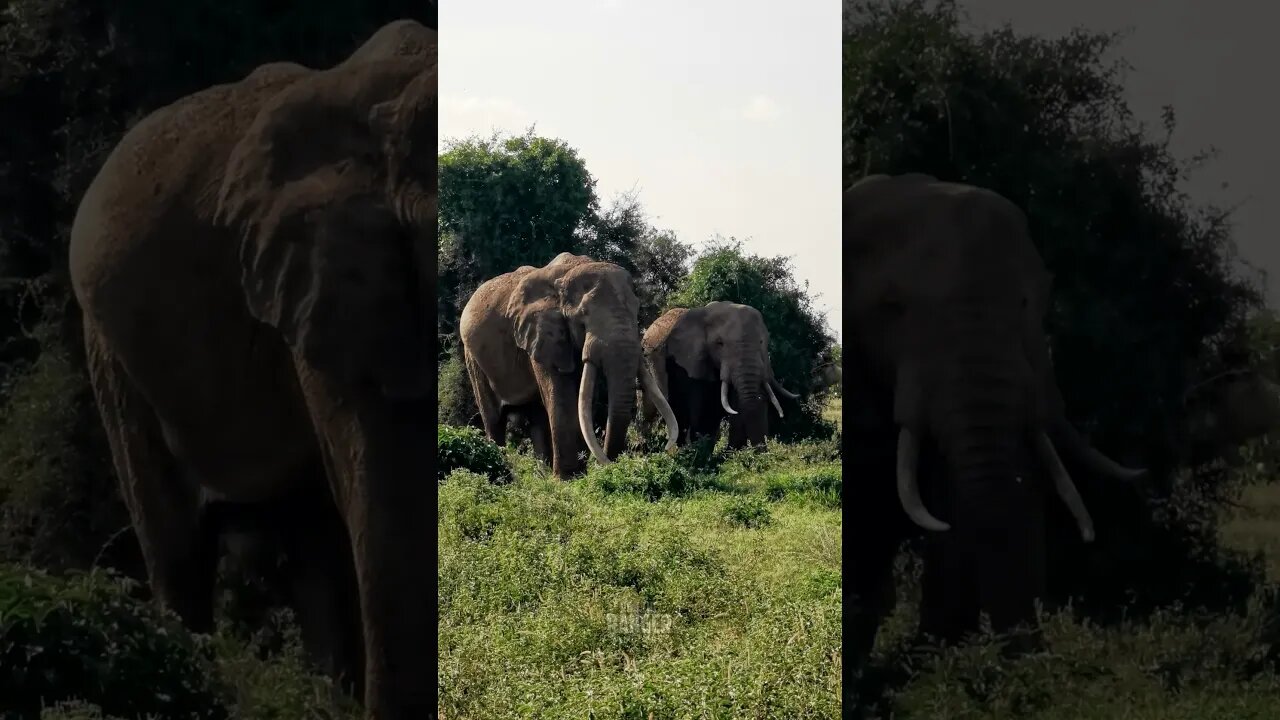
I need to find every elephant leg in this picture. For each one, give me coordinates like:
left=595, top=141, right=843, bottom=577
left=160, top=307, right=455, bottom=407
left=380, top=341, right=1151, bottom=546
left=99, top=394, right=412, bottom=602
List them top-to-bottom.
left=84, top=322, right=217, bottom=631
left=465, top=352, right=505, bottom=446
left=533, top=364, right=585, bottom=478
left=689, top=383, right=722, bottom=443
left=298, top=385, right=434, bottom=718
left=528, top=405, right=554, bottom=466
left=280, top=479, right=365, bottom=700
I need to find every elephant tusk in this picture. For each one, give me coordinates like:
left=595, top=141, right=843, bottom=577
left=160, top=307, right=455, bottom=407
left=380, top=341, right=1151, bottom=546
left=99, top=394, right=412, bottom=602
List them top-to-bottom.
left=578, top=362, right=611, bottom=466
left=640, top=362, right=680, bottom=452
left=769, top=377, right=800, bottom=401
left=720, top=380, right=739, bottom=415
left=766, top=384, right=784, bottom=417
left=1053, top=418, right=1148, bottom=482
left=896, top=427, right=950, bottom=532
left=1036, top=432, right=1095, bottom=543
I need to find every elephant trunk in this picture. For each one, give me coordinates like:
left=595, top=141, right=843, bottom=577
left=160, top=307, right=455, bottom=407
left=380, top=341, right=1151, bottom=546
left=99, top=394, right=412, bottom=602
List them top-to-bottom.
left=578, top=323, right=644, bottom=465
left=601, top=345, right=640, bottom=459
left=726, top=349, right=769, bottom=446
left=934, top=355, right=1048, bottom=634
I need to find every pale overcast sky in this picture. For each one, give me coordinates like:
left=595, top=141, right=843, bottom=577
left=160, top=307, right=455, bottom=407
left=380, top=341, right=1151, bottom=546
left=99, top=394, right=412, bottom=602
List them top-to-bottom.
left=439, top=1, right=844, bottom=340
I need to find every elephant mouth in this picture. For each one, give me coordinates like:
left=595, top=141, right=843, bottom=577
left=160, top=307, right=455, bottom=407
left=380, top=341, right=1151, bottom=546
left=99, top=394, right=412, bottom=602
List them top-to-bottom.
left=894, top=422, right=1143, bottom=543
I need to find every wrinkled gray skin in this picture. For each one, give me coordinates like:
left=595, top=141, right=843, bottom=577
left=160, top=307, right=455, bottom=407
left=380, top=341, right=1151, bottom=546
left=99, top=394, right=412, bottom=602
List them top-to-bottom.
left=68, top=20, right=436, bottom=719
left=842, top=174, right=1147, bottom=692
left=460, top=253, right=678, bottom=478
left=641, top=301, right=799, bottom=448
left=1184, top=371, right=1280, bottom=466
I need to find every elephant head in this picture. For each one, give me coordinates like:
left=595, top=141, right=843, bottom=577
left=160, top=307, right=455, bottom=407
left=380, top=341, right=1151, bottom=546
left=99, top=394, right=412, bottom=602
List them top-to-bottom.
left=216, top=36, right=437, bottom=402
left=844, top=173, right=1145, bottom=634
left=554, top=260, right=679, bottom=462
left=667, top=301, right=799, bottom=446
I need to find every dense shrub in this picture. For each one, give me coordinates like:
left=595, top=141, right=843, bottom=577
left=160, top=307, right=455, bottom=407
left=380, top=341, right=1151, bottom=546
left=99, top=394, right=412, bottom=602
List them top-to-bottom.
left=0, top=316, right=135, bottom=576
left=437, top=353, right=479, bottom=429
left=437, top=425, right=513, bottom=485
left=587, top=453, right=705, bottom=501
left=0, top=564, right=227, bottom=720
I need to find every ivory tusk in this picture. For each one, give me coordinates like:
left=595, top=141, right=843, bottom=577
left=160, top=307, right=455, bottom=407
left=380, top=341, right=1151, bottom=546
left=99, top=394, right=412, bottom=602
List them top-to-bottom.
left=578, top=362, right=610, bottom=465
left=640, top=362, right=680, bottom=452
left=720, top=379, right=738, bottom=415
left=766, top=384, right=784, bottom=417
left=896, top=427, right=950, bottom=532
left=1036, top=432, right=1095, bottom=542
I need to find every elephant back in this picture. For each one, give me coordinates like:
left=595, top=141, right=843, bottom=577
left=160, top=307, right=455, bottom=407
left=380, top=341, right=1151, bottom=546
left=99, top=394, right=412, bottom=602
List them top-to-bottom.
left=642, top=308, right=690, bottom=358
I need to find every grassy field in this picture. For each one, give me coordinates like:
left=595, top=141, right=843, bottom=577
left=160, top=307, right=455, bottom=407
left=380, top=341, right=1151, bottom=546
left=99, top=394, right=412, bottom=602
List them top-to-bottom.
left=437, top=438, right=844, bottom=718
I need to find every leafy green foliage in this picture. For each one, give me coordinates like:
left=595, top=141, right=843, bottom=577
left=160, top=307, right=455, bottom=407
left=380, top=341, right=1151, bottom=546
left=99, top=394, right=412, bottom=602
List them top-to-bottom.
left=670, top=240, right=838, bottom=442
left=0, top=313, right=134, bottom=575
left=436, top=353, right=479, bottom=429
left=437, top=425, right=513, bottom=485
left=587, top=453, right=704, bottom=501
left=722, top=495, right=773, bottom=529
left=0, top=564, right=227, bottom=719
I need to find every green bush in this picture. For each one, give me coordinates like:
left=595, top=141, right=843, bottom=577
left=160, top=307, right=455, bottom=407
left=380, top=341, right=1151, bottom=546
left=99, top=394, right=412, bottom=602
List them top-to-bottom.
left=0, top=316, right=135, bottom=576
left=437, top=352, right=480, bottom=428
left=437, top=425, right=513, bottom=485
left=587, top=453, right=709, bottom=501
left=763, top=466, right=843, bottom=509
left=723, top=496, right=772, bottom=529
left=0, top=564, right=227, bottom=720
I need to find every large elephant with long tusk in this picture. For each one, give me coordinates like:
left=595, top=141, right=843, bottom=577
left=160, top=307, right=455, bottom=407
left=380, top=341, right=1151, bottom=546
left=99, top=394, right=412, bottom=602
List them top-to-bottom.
left=842, top=173, right=1147, bottom=685
left=460, top=253, right=679, bottom=478
left=639, top=301, right=801, bottom=448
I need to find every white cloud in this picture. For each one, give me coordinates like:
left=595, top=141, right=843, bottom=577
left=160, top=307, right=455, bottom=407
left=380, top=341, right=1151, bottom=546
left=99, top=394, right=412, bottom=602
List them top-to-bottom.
left=741, top=95, right=782, bottom=123
left=439, top=96, right=536, bottom=145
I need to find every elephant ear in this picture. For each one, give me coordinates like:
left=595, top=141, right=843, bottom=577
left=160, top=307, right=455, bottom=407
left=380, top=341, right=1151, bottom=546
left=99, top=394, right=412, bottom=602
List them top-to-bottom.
left=216, top=58, right=433, bottom=395
left=668, top=307, right=713, bottom=379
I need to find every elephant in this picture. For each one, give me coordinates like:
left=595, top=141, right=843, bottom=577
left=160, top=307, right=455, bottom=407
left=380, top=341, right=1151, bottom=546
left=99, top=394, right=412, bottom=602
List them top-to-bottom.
left=68, top=19, right=436, bottom=719
left=841, top=174, right=1147, bottom=693
left=459, top=252, right=679, bottom=478
left=639, top=301, right=800, bottom=449
left=815, top=361, right=842, bottom=394
left=1183, top=370, right=1280, bottom=466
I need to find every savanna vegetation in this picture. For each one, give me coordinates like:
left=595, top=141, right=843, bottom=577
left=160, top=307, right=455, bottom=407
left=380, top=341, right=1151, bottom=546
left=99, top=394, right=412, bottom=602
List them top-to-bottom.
left=846, top=1, right=1280, bottom=717
left=433, top=104, right=843, bottom=720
